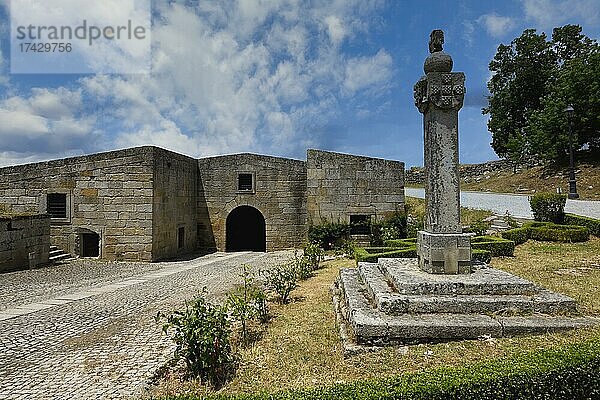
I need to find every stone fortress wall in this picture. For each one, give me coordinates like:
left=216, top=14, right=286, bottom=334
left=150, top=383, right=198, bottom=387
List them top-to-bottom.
left=0, top=146, right=405, bottom=263
left=0, top=147, right=156, bottom=262
left=307, top=149, right=405, bottom=224
left=0, top=214, right=50, bottom=272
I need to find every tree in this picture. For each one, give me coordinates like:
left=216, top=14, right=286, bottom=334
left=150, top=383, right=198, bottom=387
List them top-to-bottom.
left=483, top=25, right=599, bottom=164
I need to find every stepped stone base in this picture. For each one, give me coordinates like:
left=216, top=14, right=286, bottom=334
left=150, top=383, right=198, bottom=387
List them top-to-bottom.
left=335, top=258, right=598, bottom=345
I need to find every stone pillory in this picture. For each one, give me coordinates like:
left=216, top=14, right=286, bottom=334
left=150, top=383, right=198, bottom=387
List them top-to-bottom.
left=414, top=30, right=471, bottom=275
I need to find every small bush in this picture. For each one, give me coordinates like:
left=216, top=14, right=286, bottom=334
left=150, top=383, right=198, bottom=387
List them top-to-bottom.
left=530, top=193, right=567, bottom=223
left=565, top=213, right=600, bottom=237
left=463, top=219, right=491, bottom=236
left=308, top=222, right=350, bottom=250
left=529, top=223, right=590, bottom=243
left=501, top=227, right=531, bottom=245
left=471, top=236, right=515, bottom=257
left=303, top=242, right=323, bottom=270
left=472, top=248, right=492, bottom=264
left=293, top=251, right=313, bottom=280
left=263, top=263, right=298, bottom=304
left=227, top=265, right=267, bottom=342
left=156, top=291, right=234, bottom=387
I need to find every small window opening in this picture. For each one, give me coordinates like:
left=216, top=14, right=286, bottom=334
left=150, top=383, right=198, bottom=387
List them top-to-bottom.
left=238, top=173, right=254, bottom=191
left=47, top=193, right=67, bottom=219
left=350, top=215, right=371, bottom=235
left=178, top=227, right=185, bottom=249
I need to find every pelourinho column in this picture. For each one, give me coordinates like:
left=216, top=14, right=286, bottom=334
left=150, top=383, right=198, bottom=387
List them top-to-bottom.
left=414, top=30, right=472, bottom=274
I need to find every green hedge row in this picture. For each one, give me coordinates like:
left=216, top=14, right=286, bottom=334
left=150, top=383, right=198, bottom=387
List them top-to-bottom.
left=564, top=213, right=600, bottom=237
left=502, top=221, right=591, bottom=244
left=529, top=223, right=589, bottom=242
left=501, top=227, right=531, bottom=245
left=471, top=236, right=515, bottom=257
left=383, top=238, right=417, bottom=248
left=355, top=246, right=492, bottom=264
left=355, top=247, right=417, bottom=263
left=471, top=248, right=492, bottom=264
left=168, top=338, right=600, bottom=400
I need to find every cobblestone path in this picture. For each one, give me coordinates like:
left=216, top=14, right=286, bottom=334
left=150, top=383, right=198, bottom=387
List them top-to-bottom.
left=0, top=251, right=294, bottom=400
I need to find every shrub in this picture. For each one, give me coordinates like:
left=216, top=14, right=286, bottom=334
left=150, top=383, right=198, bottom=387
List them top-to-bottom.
left=530, top=193, right=567, bottom=223
left=565, top=213, right=600, bottom=237
left=463, top=219, right=491, bottom=236
left=308, top=222, right=350, bottom=250
left=528, top=223, right=590, bottom=243
left=501, top=227, right=531, bottom=245
left=471, top=236, right=515, bottom=257
left=303, top=242, right=324, bottom=270
left=472, top=248, right=492, bottom=264
left=293, top=251, right=313, bottom=280
left=263, top=263, right=298, bottom=304
left=227, top=265, right=267, bottom=342
left=156, top=291, right=234, bottom=387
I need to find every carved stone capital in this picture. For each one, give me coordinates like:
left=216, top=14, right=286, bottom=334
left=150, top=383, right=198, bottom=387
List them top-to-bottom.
left=413, top=72, right=465, bottom=113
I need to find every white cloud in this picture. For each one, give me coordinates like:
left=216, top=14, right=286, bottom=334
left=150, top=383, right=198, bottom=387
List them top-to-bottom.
left=522, top=0, right=600, bottom=28
left=0, top=1, right=392, bottom=165
left=478, top=13, right=516, bottom=38
left=325, top=15, right=347, bottom=45
left=344, top=49, right=393, bottom=94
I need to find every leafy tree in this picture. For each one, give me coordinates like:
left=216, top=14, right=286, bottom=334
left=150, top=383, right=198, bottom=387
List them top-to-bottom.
left=484, top=25, right=599, bottom=163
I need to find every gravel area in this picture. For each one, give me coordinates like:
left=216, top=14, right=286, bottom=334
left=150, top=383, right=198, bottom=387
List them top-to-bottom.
left=406, top=188, right=600, bottom=219
left=0, top=250, right=295, bottom=400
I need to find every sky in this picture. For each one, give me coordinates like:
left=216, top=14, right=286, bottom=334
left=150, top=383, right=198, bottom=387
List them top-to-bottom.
left=0, top=0, right=599, bottom=168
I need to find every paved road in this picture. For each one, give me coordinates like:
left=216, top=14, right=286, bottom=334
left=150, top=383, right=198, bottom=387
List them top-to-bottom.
left=406, top=188, right=600, bottom=219
left=0, top=251, right=294, bottom=400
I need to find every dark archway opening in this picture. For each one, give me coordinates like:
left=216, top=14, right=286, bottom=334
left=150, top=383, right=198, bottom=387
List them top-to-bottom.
left=226, top=206, right=266, bottom=252
left=80, top=232, right=100, bottom=257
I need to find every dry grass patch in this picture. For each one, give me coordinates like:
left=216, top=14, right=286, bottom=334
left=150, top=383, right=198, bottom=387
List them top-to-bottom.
left=152, top=238, right=600, bottom=397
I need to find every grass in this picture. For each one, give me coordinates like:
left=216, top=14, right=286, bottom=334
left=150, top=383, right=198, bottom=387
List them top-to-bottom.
left=151, top=237, right=600, bottom=398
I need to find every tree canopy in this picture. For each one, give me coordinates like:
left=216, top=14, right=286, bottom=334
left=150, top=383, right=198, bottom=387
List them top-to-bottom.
left=483, top=25, right=599, bottom=164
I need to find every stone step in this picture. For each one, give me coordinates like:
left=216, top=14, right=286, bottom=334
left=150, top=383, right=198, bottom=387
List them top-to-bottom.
left=49, top=253, right=71, bottom=262
left=380, top=258, right=538, bottom=296
left=357, top=261, right=575, bottom=315
left=337, top=268, right=598, bottom=345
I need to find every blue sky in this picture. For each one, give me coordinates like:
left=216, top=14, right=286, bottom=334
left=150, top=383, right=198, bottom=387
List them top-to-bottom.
left=0, top=0, right=599, bottom=168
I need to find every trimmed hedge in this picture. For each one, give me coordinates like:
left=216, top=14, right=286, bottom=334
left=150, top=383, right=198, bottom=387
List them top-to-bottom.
left=530, top=192, right=567, bottom=223
left=565, top=213, right=600, bottom=237
left=502, top=221, right=591, bottom=244
left=528, top=223, right=590, bottom=243
left=501, top=227, right=531, bottom=245
left=471, top=236, right=515, bottom=257
left=384, top=239, right=417, bottom=248
left=355, top=247, right=417, bottom=263
left=472, top=248, right=492, bottom=264
left=171, top=338, right=600, bottom=400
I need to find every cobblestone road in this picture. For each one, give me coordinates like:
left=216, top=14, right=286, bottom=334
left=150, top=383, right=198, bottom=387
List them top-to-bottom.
left=406, top=188, right=600, bottom=219
left=0, top=251, right=294, bottom=400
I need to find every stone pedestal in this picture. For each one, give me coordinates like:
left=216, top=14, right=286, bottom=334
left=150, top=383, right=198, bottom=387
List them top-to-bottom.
left=414, top=30, right=471, bottom=275
left=417, top=231, right=472, bottom=274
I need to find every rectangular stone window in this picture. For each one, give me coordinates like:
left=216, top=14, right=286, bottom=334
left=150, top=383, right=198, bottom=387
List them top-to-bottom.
left=237, top=173, right=254, bottom=192
left=47, top=193, right=67, bottom=219
left=350, top=215, right=371, bottom=235
left=178, top=227, right=185, bottom=249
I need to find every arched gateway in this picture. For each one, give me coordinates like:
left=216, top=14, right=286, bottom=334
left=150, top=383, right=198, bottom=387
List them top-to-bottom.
left=225, top=206, right=266, bottom=252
